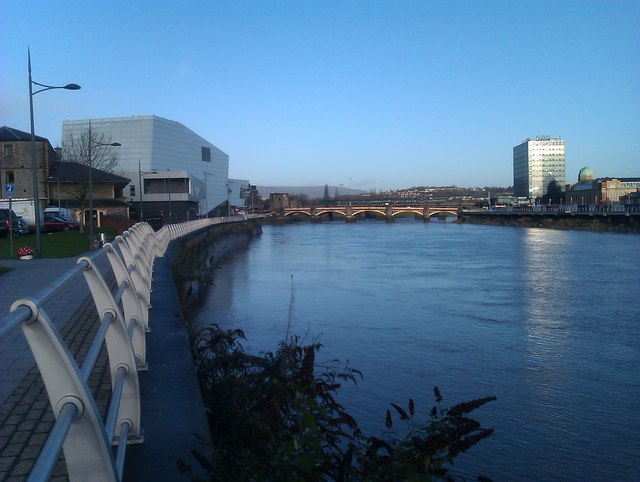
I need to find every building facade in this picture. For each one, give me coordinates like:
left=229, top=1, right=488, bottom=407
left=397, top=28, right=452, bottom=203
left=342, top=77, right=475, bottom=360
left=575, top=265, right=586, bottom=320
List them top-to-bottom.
left=61, top=116, right=229, bottom=222
left=0, top=125, right=57, bottom=204
left=1, top=126, right=131, bottom=229
left=513, top=136, right=565, bottom=200
left=48, top=160, right=131, bottom=225
left=565, top=167, right=640, bottom=206
left=227, top=178, right=250, bottom=214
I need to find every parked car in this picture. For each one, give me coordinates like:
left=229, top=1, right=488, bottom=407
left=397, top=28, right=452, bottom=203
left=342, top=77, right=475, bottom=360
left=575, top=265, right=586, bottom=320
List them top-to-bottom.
left=0, top=209, right=22, bottom=237
left=42, top=215, right=80, bottom=232
left=15, top=217, right=29, bottom=235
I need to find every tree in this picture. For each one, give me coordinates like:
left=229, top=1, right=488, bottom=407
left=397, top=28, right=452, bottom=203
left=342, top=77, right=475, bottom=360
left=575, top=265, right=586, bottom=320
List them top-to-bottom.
left=61, top=128, right=120, bottom=231
left=544, top=180, right=563, bottom=205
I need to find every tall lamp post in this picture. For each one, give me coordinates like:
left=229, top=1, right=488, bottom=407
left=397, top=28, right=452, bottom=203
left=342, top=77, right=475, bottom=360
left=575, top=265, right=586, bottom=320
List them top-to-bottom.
left=28, top=48, right=80, bottom=257
left=87, top=121, right=121, bottom=249
left=137, top=159, right=156, bottom=221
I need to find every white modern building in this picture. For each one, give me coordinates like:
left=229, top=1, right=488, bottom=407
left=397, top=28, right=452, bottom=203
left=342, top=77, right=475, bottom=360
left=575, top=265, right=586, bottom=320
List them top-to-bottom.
left=61, top=115, right=229, bottom=223
left=513, top=136, right=565, bottom=200
left=227, top=178, right=250, bottom=214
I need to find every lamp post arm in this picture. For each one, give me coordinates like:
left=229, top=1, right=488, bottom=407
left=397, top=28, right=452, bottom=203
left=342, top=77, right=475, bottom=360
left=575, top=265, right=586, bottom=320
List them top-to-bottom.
left=31, top=81, right=78, bottom=95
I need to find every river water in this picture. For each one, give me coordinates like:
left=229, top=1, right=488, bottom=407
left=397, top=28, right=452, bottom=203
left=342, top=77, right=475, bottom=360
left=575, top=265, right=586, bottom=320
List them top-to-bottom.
left=191, top=220, right=640, bottom=481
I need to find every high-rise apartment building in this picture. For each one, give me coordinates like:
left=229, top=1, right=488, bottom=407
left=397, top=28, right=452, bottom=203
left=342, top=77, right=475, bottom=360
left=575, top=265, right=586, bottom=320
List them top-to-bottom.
left=513, top=136, right=565, bottom=199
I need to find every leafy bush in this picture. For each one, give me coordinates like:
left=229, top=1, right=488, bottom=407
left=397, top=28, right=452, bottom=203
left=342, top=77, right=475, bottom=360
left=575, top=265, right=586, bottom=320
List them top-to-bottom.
left=179, top=325, right=495, bottom=481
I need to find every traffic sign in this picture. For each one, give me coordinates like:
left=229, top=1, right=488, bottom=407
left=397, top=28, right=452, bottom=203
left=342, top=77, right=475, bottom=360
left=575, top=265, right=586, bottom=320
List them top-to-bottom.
left=5, top=183, right=14, bottom=197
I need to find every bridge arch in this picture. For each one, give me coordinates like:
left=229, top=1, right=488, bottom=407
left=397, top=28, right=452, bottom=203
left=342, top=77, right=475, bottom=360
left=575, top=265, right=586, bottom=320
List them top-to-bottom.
left=351, top=208, right=387, bottom=219
left=391, top=208, right=427, bottom=219
left=427, top=208, right=460, bottom=219
left=315, top=209, right=348, bottom=221
left=283, top=210, right=312, bottom=217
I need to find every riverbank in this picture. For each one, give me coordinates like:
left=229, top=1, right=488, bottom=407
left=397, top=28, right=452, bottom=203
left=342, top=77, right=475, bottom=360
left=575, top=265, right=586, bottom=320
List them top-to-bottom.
left=458, top=211, right=640, bottom=233
left=170, top=219, right=262, bottom=318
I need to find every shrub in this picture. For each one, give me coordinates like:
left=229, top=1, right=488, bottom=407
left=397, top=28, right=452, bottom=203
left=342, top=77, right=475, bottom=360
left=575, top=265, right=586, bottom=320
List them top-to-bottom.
left=179, top=325, right=495, bottom=481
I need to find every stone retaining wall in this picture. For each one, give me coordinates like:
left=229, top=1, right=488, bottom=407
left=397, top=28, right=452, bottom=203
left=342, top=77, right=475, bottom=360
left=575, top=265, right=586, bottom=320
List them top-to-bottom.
left=170, top=220, right=263, bottom=316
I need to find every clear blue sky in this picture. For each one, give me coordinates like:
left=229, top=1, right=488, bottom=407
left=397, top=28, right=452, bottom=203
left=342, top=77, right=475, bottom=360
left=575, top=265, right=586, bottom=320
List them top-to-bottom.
left=1, top=0, right=638, bottom=191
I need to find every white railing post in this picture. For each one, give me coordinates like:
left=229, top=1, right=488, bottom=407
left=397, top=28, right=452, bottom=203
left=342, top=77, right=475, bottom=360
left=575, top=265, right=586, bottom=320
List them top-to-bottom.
left=125, top=228, right=154, bottom=284
left=116, top=234, right=152, bottom=312
left=104, top=242, right=148, bottom=370
left=79, top=257, right=142, bottom=445
left=12, top=297, right=118, bottom=482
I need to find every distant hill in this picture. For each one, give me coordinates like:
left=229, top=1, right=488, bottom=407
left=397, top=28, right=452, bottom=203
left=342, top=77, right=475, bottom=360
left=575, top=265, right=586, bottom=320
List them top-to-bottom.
left=256, top=185, right=367, bottom=199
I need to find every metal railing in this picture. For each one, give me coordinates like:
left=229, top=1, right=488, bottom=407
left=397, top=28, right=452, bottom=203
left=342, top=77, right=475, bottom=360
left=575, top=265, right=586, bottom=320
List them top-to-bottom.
left=0, top=216, right=249, bottom=481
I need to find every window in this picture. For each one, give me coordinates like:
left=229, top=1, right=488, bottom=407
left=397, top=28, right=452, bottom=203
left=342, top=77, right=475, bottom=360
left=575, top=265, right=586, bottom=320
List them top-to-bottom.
left=3, top=145, right=13, bottom=158
left=201, top=146, right=211, bottom=162
left=5, top=171, right=15, bottom=183
left=130, top=185, right=136, bottom=196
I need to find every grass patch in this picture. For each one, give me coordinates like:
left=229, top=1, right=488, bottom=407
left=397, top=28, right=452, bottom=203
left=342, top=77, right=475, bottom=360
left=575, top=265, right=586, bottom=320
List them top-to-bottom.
left=0, top=231, right=95, bottom=259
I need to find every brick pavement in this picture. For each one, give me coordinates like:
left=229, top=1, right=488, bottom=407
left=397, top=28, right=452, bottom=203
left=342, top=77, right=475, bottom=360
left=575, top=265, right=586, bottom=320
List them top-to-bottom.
left=0, top=257, right=111, bottom=481
left=0, top=258, right=88, bottom=405
left=0, top=294, right=111, bottom=481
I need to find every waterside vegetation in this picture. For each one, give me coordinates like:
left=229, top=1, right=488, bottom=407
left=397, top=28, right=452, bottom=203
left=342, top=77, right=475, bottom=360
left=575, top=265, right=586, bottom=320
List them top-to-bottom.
left=179, top=325, right=496, bottom=481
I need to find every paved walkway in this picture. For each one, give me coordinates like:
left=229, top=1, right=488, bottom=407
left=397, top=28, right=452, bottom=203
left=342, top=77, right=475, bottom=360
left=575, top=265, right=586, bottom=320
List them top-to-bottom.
left=0, top=250, right=210, bottom=481
left=0, top=257, right=88, bottom=405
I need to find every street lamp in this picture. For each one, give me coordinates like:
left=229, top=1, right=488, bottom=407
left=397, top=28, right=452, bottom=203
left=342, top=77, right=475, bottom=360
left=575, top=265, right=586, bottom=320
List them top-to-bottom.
left=28, top=47, right=80, bottom=257
left=87, top=121, right=120, bottom=249
left=138, top=158, right=156, bottom=221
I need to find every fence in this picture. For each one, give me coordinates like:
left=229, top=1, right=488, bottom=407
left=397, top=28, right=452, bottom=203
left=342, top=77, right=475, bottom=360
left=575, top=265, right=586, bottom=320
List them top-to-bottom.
left=0, top=217, right=244, bottom=481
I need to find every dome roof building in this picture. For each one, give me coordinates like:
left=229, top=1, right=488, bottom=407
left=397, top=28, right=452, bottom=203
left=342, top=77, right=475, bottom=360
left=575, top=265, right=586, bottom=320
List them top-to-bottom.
left=578, top=167, right=594, bottom=182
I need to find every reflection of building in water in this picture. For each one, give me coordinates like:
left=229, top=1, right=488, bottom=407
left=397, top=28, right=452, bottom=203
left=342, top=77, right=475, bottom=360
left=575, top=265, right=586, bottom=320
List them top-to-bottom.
left=565, top=166, right=640, bottom=205
left=520, top=228, right=571, bottom=414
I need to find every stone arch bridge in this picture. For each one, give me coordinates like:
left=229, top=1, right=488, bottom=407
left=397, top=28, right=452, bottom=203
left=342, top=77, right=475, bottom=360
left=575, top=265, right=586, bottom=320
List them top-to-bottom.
left=282, top=205, right=462, bottom=222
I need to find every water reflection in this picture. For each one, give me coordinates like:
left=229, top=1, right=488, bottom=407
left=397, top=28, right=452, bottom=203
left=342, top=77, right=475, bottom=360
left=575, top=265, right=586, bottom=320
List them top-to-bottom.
left=521, top=228, right=572, bottom=358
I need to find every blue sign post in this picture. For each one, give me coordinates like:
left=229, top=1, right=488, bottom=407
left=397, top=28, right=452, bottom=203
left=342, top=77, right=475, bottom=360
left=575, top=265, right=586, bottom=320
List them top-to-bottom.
left=5, top=183, right=15, bottom=256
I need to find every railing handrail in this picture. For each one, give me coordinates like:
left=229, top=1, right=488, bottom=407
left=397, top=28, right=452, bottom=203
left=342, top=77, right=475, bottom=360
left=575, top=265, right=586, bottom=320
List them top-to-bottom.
left=0, top=216, right=254, bottom=481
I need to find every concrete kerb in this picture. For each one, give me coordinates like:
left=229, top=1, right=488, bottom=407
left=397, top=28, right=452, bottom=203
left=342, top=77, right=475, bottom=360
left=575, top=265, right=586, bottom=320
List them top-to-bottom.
left=123, top=241, right=212, bottom=481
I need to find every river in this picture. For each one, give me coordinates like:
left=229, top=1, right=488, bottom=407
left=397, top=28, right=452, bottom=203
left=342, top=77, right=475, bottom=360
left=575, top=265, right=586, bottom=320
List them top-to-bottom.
left=191, top=220, right=640, bottom=481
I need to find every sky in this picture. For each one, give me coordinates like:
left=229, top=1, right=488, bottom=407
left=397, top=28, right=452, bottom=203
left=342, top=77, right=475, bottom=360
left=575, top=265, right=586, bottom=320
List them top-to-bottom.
left=1, top=0, right=638, bottom=191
